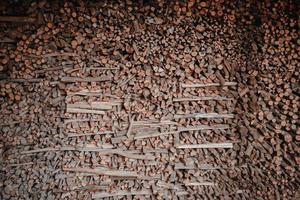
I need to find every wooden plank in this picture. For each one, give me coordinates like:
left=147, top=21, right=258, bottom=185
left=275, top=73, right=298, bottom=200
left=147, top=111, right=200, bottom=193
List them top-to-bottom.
left=181, top=82, right=237, bottom=88
left=174, top=113, right=234, bottom=119
left=177, top=142, right=233, bottom=149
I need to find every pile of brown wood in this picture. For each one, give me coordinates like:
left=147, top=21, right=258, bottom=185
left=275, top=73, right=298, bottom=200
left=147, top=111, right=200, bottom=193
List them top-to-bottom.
left=0, top=0, right=299, bottom=199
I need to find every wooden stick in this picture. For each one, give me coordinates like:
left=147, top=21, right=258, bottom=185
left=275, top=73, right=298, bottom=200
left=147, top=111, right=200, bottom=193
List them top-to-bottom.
left=0, top=16, right=36, bottom=23
left=0, top=38, right=15, bottom=43
left=30, top=52, right=77, bottom=58
left=35, top=67, right=63, bottom=74
left=67, top=67, right=119, bottom=72
left=61, top=76, right=111, bottom=82
left=0, top=78, right=43, bottom=83
left=181, top=82, right=237, bottom=88
left=173, top=96, right=233, bottom=102
left=67, top=101, right=121, bottom=111
left=66, top=107, right=105, bottom=115
left=174, top=113, right=234, bottom=119
left=126, top=116, right=135, bottom=137
left=64, top=118, right=102, bottom=123
left=132, top=120, right=178, bottom=127
left=0, top=121, right=22, bottom=126
left=178, top=124, right=229, bottom=132
left=67, top=131, right=114, bottom=138
left=134, top=131, right=180, bottom=140
left=177, top=142, right=233, bottom=149
left=21, top=147, right=59, bottom=154
left=74, top=148, right=155, bottom=160
left=7, top=161, right=45, bottom=167
left=63, top=167, right=156, bottom=180
left=63, top=167, right=137, bottom=177
left=185, top=182, right=215, bottom=186
left=92, top=189, right=152, bottom=199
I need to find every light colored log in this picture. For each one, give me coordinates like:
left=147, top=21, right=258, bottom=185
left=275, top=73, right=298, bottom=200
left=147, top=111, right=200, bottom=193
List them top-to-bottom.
left=181, top=82, right=237, bottom=88
left=173, top=96, right=233, bottom=102
left=67, top=101, right=121, bottom=111
left=66, top=107, right=105, bottom=115
left=174, top=112, right=234, bottom=119
left=178, top=124, right=229, bottom=132
left=134, top=131, right=180, bottom=140
left=177, top=142, right=233, bottom=149
left=185, top=182, right=215, bottom=186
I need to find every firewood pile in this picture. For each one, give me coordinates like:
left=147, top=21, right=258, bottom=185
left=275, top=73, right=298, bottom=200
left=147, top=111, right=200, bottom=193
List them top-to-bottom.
left=0, top=0, right=299, bottom=199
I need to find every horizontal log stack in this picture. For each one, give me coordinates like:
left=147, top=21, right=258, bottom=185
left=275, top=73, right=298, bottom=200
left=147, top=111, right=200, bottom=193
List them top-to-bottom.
left=0, top=0, right=299, bottom=200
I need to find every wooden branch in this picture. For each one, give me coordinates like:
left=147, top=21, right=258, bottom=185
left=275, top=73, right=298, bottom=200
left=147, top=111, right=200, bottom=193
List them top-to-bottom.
left=0, top=16, right=36, bottom=23
left=0, top=38, right=15, bottom=43
left=29, top=52, right=77, bottom=58
left=35, top=67, right=63, bottom=74
left=67, top=67, right=119, bottom=73
left=61, top=76, right=111, bottom=82
left=0, top=78, right=43, bottom=83
left=181, top=82, right=237, bottom=88
left=173, top=96, right=233, bottom=102
left=67, top=101, right=121, bottom=111
left=66, top=107, right=106, bottom=115
left=174, top=113, right=234, bottom=119
left=126, top=116, right=135, bottom=137
left=64, top=118, right=102, bottom=123
left=132, top=120, right=178, bottom=127
left=178, top=124, right=229, bottom=132
left=67, top=131, right=114, bottom=138
left=134, top=131, right=179, bottom=140
left=177, top=142, right=233, bottom=149
left=21, top=147, right=59, bottom=154
left=73, top=148, right=155, bottom=160
left=7, top=161, right=45, bottom=167
left=63, top=167, right=157, bottom=180
left=185, top=182, right=215, bottom=186
left=92, top=189, right=152, bottom=199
